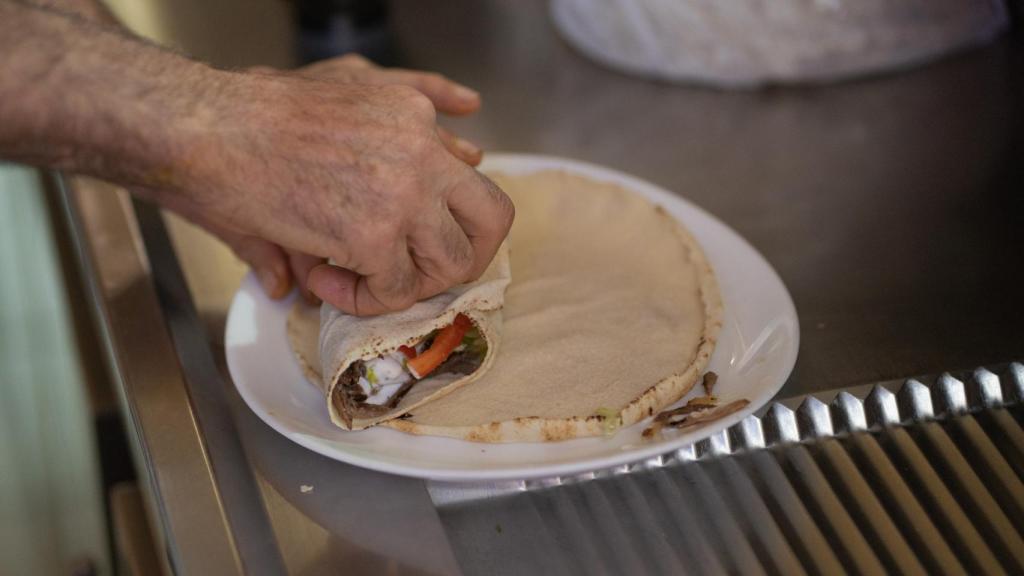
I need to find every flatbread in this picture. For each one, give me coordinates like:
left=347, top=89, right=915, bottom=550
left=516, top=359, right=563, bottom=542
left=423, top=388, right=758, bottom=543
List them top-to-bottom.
left=287, top=169, right=721, bottom=442
left=385, top=170, right=721, bottom=442
left=288, top=243, right=510, bottom=430
left=287, top=300, right=322, bottom=383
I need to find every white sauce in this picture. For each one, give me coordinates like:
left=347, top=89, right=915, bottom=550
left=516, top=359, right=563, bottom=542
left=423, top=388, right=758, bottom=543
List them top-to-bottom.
left=358, top=349, right=416, bottom=405
left=373, top=356, right=406, bottom=383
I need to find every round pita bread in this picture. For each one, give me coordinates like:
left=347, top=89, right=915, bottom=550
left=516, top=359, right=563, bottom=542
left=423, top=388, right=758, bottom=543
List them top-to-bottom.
left=387, top=170, right=722, bottom=442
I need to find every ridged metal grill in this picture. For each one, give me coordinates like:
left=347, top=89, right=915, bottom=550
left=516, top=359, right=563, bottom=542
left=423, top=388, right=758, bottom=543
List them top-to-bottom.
left=431, top=364, right=1024, bottom=576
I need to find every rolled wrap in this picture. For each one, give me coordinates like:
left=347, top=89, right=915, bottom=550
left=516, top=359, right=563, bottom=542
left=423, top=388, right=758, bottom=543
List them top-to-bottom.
left=310, top=243, right=510, bottom=430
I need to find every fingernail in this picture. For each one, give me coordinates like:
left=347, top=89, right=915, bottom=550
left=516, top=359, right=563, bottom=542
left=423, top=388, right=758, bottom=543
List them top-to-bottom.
left=453, top=85, right=479, bottom=102
left=455, top=137, right=481, bottom=158
left=258, top=269, right=280, bottom=296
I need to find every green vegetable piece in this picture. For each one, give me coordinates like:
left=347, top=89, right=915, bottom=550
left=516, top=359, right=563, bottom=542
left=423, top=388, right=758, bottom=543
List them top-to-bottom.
left=461, top=327, right=488, bottom=358
left=470, top=340, right=487, bottom=358
left=366, top=367, right=378, bottom=385
left=594, top=407, right=622, bottom=437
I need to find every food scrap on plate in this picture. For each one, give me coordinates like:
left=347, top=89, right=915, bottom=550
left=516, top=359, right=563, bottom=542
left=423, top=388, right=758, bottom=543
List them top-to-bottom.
left=642, top=372, right=750, bottom=439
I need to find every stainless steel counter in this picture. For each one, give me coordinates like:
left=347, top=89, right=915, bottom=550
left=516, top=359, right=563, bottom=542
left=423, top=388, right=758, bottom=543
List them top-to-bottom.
left=57, top=1, right=1024, bottom=573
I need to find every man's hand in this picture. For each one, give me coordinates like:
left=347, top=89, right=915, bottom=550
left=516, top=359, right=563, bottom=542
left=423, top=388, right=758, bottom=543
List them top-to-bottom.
left=0, top=1, right=513, bottom=316
left=211, top=54, right=492, bottom=305
left=164, top=66, right=513, bottom=316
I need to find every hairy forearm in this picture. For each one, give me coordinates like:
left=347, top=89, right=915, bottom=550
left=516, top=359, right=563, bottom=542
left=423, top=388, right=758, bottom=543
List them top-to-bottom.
left=0, top=0, right=221, bottom=190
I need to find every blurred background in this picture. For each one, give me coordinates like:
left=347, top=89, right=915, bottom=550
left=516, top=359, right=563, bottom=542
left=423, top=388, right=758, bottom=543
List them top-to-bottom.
left=1, top=0, right=1021, bottom=574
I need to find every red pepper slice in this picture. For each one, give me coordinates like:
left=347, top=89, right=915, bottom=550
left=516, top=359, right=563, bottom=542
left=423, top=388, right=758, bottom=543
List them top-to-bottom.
left=406, top=314, right=473, bottom=379
left=398, top=345, right=417, bottom=359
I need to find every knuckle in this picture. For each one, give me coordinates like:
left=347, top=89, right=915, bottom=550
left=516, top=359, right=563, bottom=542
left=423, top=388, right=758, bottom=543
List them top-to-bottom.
left=395, top=86, right=436, bottom=121
left=379, top=277, right=418, bottom=310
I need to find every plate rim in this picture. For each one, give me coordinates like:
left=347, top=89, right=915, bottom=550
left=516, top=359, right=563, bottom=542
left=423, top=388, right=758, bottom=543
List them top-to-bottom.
left=226, top=152, right=799, bottom=481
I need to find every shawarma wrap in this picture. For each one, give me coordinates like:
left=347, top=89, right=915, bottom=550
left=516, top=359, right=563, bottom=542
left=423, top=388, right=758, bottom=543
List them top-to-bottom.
left=288, top=243, right=510, bottom=430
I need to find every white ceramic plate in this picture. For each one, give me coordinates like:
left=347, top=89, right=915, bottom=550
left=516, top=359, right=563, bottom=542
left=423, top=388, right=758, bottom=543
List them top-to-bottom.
left=226, top=154, right=799, bottom=481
